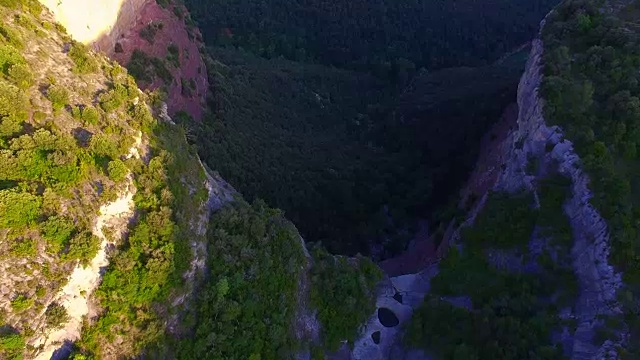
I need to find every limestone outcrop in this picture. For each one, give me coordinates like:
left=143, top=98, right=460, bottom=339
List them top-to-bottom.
left=496, top=38, right=626, bottom=360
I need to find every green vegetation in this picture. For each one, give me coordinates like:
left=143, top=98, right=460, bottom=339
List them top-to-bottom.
left=184, top=0, right=557, bottom=71
left=541, top=0, right=640, bottom=354
left=0, top=4, right=199, bottom=358
left=139, top=22, right=163, bottom=44
left=68, top=42, right=99, bottom=74
left=166, top=43, right=180, bottom=67
left=0, top=44, right=25, bottom=74
left=196, top=46, right=526, bottom=256
left=127, top=49, right=173, bottom=85
left=8, top=63, right=33, bottom=89
left=46, top=84, right=69, bottom=111
left=80, top=105, right=100, bottom=124
left=80, top=149, right=179, bottom=357
left=107, top=159, right=128, bottom=181
left=405, top=185, right=576, bottom=359
left=0, top=191, right=41, bottom=228
left=462, top=191, right=537, bottom=249
left=176, top=200, right=306, bottom=359
left=41, top=215, right=75, bottom=253
left=63, top=231, right=100, bottom=265
left=309, top=245, right=382, bottom=350
left=10, top=295, right=33, bottom=312
left=45, top=303, right=69, bottom=329
left=0, top=329, right=24, bottom=360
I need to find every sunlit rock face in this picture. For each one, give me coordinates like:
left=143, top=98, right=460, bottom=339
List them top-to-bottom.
left=38, top=0, right=150, bottom=50
left=38, top=0, right=208, bottom=120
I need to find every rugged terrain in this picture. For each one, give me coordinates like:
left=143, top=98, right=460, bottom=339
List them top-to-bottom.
left=0, top=0, right=637, bottom=359
left=39, top=0, right=208, bottom=120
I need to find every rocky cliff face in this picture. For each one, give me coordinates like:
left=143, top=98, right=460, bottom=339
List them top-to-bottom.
left=346, top=26, right=628, bottom=360
left=497, top=38, right=625, bottom=360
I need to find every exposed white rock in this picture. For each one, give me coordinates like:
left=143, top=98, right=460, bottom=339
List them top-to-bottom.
left=38, top=0, right=150, bottom=52
left=33, top=137, right=142, bottom=360
left=349, top=265, right=438, bottom=360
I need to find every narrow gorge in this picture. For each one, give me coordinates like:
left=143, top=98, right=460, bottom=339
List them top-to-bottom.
left=0, top=0, right=637, bottom=359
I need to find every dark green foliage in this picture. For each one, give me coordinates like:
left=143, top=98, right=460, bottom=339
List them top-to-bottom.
left=184, top=0, right=557, bottom=71
left=186, top=0, right=552, bottom=256
left=542, top=0, right=640, bottom=353
left=139, top=22, right=163, bottom=44
left=0, top=23, right=23, bottom=48
left=68, top=42, right=99, bottom=74
left=166, top=43, right=180, bottom=67
left=198, top=47, right=525, bottom=256
left=126, top=49, right=173, bottom=85
left=0, top=80, right=28, bottom=121
left=46, top=84, right=70, bottom=111
left=98, top=84, right=128, bottom=113
left=128, top=102, right=156, bottom=132
left=0, top=129, right=83, bottom=187
left=89, top=134, right=119, bottom=159
left=537, top=174, right=573, bottom=249
left=406, top=179, right=577, bottom=359
left=462, top=191, right=536, bottom=249
left=176, top=200, right=305, bottom=359
left=41, top=215, right=75, bottom=253
left=407, top=225, right=565, bottom=358
left=63, top=231, right=100, bottom=264
left=309, top=245, right=382, bottom=350
left=405, top=294, right=563, bottom=360
left=45, top=303, right=69, bottom=329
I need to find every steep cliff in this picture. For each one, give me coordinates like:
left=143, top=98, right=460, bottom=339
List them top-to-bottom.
left=4, top=0, right=636, bottom=359
left=0, top=2, right=223, bottom=358
left=397, top=2, right=634, bottom=358
left=497, top=38, right=625, bottom=359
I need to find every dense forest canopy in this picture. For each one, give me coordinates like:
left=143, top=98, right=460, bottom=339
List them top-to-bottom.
left=179, top=0, right=561, bottom=256
left=184, top=0, right=558, bottom=71
left=194, top=47, right=525, bottom=256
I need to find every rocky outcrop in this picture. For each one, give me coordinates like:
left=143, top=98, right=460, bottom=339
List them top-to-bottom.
left=38, top=0, right=209, bottom=120
left=107, top=0, right=208, bottom=119
left=360, top=30, right=627, bottom=360
left=495, top=38, right=626, bottom=359
left=349, top=266, right=438, bottom=360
